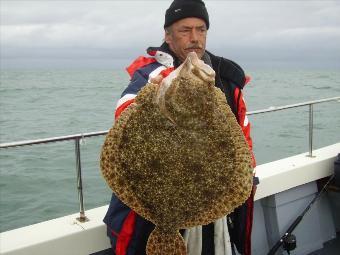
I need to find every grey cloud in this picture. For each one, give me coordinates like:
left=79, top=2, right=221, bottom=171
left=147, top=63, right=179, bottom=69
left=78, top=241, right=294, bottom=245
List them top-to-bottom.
left=1, top=0, right=340, bottom=69
left=1, top=1, right=167, bottom=49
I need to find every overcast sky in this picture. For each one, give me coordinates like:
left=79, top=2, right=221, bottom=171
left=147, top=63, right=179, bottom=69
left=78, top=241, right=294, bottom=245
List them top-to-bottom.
left=1, top=0, right=340, bottom=69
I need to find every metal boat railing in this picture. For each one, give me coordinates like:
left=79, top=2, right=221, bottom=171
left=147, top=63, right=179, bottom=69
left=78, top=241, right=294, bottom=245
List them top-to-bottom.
left=0, top=96, right=339, bottom=222
left=247, top=96, right=340, bottom=158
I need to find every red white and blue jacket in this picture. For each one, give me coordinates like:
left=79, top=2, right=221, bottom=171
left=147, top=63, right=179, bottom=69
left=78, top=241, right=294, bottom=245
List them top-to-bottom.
left=104, top=42, right=257, bottom=255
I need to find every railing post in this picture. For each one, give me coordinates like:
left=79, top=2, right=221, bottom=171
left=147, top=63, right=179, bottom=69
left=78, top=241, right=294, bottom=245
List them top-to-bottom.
left=307, top=104, right=314, bottom=157
left=75, top=137, right=88, bottom=222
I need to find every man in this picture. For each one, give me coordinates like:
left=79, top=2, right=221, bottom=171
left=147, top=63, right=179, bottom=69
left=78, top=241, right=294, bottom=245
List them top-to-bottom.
left=104, top=0, right=257, bottom=254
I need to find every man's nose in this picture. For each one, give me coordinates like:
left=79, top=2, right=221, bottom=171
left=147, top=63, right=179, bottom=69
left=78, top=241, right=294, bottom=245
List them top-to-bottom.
left=190, top=29, right=199, bottom=42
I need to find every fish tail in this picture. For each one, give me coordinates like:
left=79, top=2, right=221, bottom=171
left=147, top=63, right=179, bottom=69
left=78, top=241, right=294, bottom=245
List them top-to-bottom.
left=146, top=228, right=186, bottom=255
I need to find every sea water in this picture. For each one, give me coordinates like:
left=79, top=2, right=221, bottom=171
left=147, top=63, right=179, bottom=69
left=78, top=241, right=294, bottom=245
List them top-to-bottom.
left=0, top=68, right=339, bottom=232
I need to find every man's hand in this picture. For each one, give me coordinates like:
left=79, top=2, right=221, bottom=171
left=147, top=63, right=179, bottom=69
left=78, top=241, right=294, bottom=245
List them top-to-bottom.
left=149, top=74, right=164, bottom=85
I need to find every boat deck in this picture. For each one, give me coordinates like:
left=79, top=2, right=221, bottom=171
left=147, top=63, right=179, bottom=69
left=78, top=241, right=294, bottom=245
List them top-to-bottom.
left=308, top=232, right=340, bottom=255
left=90, top=233, right=340, bottom=255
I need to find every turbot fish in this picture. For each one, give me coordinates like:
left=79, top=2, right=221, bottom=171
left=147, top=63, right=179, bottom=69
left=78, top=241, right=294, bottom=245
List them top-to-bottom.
left=100, top=52, right=253, bottom=255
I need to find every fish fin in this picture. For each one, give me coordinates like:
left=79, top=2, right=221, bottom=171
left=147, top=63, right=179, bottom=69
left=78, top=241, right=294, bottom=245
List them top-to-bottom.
left=146, top=228, right=186, bottom=255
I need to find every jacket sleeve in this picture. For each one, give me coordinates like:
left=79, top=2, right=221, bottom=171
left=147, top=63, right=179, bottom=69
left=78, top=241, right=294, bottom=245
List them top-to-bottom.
left=114, top=68, right=149, bottom=119
left=229, top=86, right=257, bottom=255
left=234, top=87, right=256, bottom=168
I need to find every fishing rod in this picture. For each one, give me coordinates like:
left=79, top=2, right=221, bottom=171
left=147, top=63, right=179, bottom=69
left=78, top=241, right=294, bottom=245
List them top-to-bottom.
left=267, top=175, right=335, bottom=255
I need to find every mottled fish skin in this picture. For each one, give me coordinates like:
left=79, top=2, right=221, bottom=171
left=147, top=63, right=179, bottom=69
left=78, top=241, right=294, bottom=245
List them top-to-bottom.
left=100, top=52, right=253, bottom=255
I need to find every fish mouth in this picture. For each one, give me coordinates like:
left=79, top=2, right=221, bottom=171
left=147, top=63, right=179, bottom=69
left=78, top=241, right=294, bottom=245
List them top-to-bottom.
left=186, top=52, right=215, bottom=82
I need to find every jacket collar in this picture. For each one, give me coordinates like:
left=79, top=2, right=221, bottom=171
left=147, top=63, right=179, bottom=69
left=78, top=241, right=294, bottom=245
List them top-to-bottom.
left=147, top=42, right=212, bottom=69
left=146, top=43, right=246, bottom=88
left=146, top=43, right=176, bottom=68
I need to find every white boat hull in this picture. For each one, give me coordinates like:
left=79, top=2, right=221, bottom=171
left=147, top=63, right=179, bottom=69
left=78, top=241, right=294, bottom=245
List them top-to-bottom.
left=1, top=143, right=339, bottom=255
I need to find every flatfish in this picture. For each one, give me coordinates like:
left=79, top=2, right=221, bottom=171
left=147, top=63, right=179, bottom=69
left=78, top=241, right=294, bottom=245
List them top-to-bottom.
left=100, top=52, right=253, bottom=255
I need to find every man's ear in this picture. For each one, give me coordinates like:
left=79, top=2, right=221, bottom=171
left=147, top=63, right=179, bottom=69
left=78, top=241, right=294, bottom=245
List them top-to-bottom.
left=164, top=29, right=172, bottom=44
left=164, top=33, right=170, bottom=44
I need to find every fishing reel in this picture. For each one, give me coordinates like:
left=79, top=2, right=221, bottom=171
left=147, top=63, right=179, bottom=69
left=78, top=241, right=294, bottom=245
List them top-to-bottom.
left=268, top=154, right=340, bottom=255
left=282, top=233, right=297, bottom=254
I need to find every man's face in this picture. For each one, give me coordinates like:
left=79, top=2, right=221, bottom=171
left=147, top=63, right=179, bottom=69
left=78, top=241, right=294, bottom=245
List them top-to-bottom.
left=165, top=17, right=207, bottom=62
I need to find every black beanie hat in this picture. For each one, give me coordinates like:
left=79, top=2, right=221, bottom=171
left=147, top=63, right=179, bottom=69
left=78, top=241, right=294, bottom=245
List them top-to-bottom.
left=164, top=0, right=209, bottom=29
